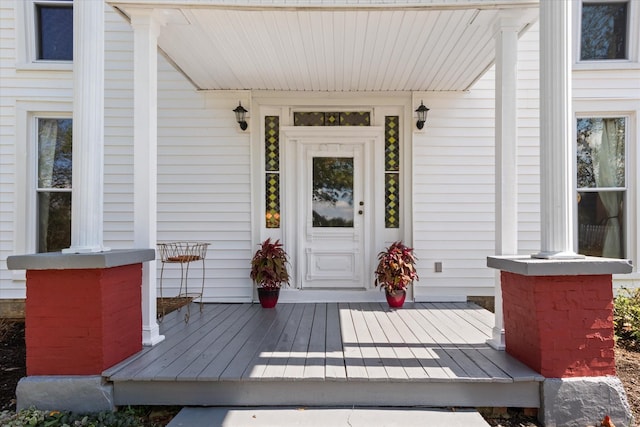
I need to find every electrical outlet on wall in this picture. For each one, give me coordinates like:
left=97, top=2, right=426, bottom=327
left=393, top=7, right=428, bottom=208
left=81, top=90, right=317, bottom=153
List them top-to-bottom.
left=434, top=262, right=443, bottom=273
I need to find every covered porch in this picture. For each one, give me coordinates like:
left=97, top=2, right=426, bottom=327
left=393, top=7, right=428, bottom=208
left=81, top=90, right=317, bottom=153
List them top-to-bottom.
left=104, top=302, right=542, bottom=407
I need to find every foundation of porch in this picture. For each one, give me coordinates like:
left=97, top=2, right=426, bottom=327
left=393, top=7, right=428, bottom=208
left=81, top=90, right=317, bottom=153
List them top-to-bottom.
left=7, top=249, right=155, bottom=411
left=487, top=255, right=634, bottom=427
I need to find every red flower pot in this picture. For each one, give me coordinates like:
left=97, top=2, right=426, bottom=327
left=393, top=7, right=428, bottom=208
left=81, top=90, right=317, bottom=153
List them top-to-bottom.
left=258, top=287, right=280, bottom=308
left=385, top=289, right=406, bottom=308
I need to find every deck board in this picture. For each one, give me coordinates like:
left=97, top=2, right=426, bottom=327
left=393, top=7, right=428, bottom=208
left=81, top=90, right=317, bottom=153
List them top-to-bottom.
left=338, top=302, right=369, bottom=380
left=241, top=303, right=296, bottom=379
left=261, top=303, right=307, bottom=380
left=303, top=303, right=327, bottom=380
left=324, top=303, right=347, bottom=380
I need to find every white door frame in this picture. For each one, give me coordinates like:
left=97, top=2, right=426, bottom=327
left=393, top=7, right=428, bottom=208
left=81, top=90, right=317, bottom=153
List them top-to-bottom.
left=280, top=126, right=386, bottom=301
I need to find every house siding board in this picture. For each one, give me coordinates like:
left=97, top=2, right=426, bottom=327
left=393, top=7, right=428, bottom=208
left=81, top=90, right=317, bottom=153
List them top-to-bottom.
left=412, top=24, right=547, bottom=299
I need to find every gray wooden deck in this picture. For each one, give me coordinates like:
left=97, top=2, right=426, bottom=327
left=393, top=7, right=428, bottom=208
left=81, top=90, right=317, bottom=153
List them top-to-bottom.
left=104, top=302, right=544, bottom=408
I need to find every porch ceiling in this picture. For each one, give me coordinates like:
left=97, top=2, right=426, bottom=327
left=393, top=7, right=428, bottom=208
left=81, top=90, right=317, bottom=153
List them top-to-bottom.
left=109, top=0, right=538, bottom=92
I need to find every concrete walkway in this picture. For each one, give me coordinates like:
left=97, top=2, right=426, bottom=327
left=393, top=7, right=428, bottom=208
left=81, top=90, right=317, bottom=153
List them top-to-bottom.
left=167, top=407, right=490, bottom=426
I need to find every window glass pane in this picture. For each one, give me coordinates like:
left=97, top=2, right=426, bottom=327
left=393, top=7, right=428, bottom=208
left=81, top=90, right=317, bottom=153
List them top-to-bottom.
left=581, top=2, right=627, bottom=60
left=37, top=4, right=73, bottom=60
left=293, top=111, right=371, bottom=126
left=265, top=116, right=280, bottom=171
left=577, top=117, right=625, bottom=189
left=38, top=118, right=72, bottom=189
left=312, top=157, right=353, bottom=227
left=266, top=173, right=280, bottom=229
left=385, top=173, right=399, bottom=228
left=38, top=191, right=71, bottom=253
left=578, top=191, right=625, bottom=258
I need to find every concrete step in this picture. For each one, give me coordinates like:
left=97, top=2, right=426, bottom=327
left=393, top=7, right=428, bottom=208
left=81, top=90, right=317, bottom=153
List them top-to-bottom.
left=166, top=407, right=490, bottom=427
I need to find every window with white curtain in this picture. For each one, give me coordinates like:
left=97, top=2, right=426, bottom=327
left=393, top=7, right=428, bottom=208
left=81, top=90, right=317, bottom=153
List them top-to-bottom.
left=36, top=117, right=72, bottom=252
left=576, top=117, right=626, bottom=258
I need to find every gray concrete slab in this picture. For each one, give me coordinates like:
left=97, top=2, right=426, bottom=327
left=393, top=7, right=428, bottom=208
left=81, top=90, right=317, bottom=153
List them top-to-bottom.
left=7, top=249, right=155, bottom=270
left=487, top=255, right=633, bottom=276
left=16, top=376, right=114, bottom=412
left=167, top=407, right=490, bottom=427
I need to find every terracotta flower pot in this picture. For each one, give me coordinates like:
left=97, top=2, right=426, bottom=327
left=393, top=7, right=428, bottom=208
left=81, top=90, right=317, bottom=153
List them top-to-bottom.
left=258, top=287, right=280, bottom=308
left=385, top=289, right=406, bottom=308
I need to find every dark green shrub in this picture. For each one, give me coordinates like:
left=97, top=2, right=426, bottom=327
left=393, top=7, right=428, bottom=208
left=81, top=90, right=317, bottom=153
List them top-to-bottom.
left=614, top=287, right=640, bottom=348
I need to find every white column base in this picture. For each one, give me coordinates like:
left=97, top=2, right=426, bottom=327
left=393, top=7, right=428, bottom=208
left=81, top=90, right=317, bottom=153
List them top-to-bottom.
left=62, top=246, right=110, bottom=254
left=532, top=251, right=585, bottom=260
left=142, top=325, right=165, bottom=347
left=486, top=327, right=505, bottom=350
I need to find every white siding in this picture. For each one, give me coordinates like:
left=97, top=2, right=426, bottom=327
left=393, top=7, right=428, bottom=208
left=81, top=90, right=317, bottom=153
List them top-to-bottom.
left=0, top=1, right=73, bottom=298
left=412, top=24, right=543, bottom=300
left=412, top=75, right=497, bottom=300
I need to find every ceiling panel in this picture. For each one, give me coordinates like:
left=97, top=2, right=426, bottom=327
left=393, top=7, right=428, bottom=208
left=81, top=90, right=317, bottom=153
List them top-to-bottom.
left=113, top=2, right=538, bottom=92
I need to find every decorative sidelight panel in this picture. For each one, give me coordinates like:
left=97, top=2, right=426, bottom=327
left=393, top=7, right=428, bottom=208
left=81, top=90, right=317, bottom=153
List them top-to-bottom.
left=265, top=116, right=281, bottom=228
left=385, top=116, right=400, bottom=228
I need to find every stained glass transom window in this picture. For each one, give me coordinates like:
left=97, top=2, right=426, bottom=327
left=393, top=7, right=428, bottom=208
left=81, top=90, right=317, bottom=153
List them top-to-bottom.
left=294, top=112, right=370, bottom=127
left=265, top=116, right=281, bottom=228
left=385, top=116, right=400, bottom=228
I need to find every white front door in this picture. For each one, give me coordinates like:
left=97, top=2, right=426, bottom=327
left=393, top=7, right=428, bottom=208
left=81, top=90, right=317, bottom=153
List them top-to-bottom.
left=283, top=127, right=383, bottom=291
left=301, top=142, right=365, bottom=288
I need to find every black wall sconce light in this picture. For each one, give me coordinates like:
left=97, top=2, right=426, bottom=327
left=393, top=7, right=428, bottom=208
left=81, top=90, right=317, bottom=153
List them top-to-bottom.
left=415, top=101, right=430, bottom=130
left=233, top=102, right=248, bottom=131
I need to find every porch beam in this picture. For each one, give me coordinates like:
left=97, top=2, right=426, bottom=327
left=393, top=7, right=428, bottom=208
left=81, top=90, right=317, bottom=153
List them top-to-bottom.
left=63, top=0, right=107, bottom=254
left=533, top=0, right=582, bottom=259
left=131, top=9, right=165, bottom=346
left=489, top=16, right=519, bottom=350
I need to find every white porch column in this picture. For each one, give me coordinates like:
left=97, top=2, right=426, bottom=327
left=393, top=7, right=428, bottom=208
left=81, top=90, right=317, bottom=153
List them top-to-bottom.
left=63, top=0, right=107, bottom=254
left=533, top=0, right=582, bottom=259
left=131, top=10, right=164, bottom=346
left=489, top=17, right=519, bottom=350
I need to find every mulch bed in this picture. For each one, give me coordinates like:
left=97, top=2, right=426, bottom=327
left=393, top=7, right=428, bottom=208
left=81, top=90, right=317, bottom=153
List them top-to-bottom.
left=0, top=319, right=25, bottom=411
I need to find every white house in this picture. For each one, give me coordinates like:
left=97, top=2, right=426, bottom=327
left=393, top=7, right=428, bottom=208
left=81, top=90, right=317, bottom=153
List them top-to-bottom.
left=0, top=0, right=639, bottom=312
left=2, top=1, right=640, bottom=424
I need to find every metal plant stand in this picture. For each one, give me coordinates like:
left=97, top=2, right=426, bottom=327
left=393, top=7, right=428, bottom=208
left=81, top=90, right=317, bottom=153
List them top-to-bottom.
left=157, top=241, right=209, bottom=323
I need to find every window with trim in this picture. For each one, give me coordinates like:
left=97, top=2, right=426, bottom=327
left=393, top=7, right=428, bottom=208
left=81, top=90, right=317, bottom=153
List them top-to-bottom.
left=35, top=0, right=73, bottom=60
left=580, top=1, right=629, bottom=60
left=36, top=117, right=72, bottom=252
left=576, top=117, right=626, bottom=258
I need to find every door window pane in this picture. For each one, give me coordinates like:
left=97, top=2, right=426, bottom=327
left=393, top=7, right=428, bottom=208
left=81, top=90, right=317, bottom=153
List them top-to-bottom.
left=581, top=2, right=628, bottom=60
left=36, top=3, right=73, bottom=60
left=312, top=157, right=354, bottom=227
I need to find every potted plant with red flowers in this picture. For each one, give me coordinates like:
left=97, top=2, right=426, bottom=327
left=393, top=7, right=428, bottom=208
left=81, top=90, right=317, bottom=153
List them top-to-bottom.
left=250, top=238, right=290, bottom=308
left=374, top=241, right=419, bottom=308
